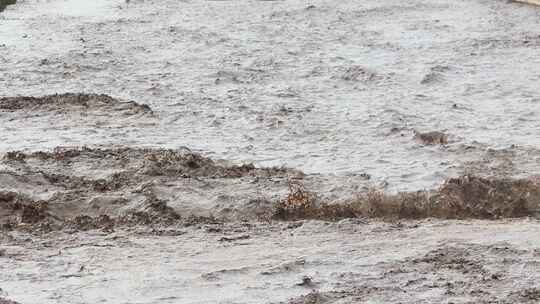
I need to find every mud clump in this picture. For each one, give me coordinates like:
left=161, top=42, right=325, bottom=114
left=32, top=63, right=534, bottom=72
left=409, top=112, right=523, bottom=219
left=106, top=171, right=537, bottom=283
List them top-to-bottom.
left=0, top=93, right=152, bottom=116
left=413, top=130, right=448, bottom=145
left=273, top=175, right=540, bottom=221
left=436, top=175, right=537, bottom=218
left=273, top=180, right=358, bottom=221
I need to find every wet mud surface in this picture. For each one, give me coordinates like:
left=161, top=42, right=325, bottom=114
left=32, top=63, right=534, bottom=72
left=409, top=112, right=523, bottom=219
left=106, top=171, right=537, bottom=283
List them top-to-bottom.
left=1, top=0, right=540, bottom=303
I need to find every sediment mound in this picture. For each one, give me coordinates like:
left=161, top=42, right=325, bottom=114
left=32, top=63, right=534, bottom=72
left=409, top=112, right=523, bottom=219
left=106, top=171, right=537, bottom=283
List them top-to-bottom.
left=0, top=93, right=152, bottom=116
left=0, top=146, right=299, bottom=231
left=1, top=146, right=539, bottom=233
left=273, top=175, right=540, bottom=221
left=0, top=298, right=20, bottom=304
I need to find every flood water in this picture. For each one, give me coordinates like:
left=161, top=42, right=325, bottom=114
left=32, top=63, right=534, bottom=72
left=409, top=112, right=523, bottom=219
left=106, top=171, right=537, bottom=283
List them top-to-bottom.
left=0, top=0, right=539, bottom=190
left=2, top=1, right=540, bottom=304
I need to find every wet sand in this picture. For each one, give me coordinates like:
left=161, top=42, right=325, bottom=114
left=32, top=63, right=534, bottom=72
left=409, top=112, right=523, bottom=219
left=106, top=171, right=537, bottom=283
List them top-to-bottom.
left=1, top=0, right=540, bottom=303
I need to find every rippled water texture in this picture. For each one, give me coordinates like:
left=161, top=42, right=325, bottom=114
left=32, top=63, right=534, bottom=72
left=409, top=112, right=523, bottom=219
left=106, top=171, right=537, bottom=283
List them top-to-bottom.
left=1, top=0, right=539, bottom=191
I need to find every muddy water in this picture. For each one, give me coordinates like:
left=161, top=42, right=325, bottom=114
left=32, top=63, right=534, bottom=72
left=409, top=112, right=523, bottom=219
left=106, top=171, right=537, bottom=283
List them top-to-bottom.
left=1, top=0, right=539, bottom=191
left=1, top=1, right=540, bottom=304
left=2, top=220, right=540, bottom=304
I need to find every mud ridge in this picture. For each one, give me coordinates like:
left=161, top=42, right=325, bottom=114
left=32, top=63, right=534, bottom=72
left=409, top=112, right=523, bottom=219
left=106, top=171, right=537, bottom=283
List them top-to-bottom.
left=0, top=93, right=152, bottom=116
left=0, top=146, right=299, bottom=232
left=1, top=146, right=539, bottom=233
left=273, top=175, right=540, bottom=221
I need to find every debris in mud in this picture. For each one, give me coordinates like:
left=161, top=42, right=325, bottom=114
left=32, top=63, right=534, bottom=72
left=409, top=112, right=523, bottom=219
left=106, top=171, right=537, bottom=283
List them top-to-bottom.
left=0, top=93, right=152, bottom=116
left=413, top=130, right=449, bottom=145
left=273, top=175, right=540, bottom=221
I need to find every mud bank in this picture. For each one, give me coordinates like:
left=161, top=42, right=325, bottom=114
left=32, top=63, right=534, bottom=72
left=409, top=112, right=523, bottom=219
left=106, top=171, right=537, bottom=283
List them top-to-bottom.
left=0, top=93, right=152, bottom=116
left=0, top=146, right=302, bottom=231
left=1, top=146, right=539, bottom=234
left=274, top=175, right=540, bottom=221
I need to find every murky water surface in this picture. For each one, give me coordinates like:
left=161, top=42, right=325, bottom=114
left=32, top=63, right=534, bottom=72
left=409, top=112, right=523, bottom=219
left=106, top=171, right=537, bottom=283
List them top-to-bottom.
left=1, top=0, right=539, bottom=191
left=1, top=2, right=540, bottom=304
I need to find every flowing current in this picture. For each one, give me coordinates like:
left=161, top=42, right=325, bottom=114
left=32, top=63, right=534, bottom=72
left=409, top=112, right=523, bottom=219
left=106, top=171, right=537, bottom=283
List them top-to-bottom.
left=1, top=0, right=539, bottom=192
left=2, top=1, right=540, bottom=304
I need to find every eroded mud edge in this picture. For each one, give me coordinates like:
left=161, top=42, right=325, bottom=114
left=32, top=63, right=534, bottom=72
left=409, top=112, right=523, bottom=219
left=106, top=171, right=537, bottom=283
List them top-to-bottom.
left=1, top=146, right=539, bottom=234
